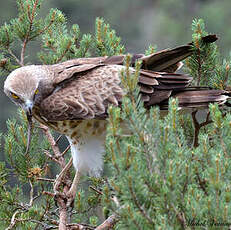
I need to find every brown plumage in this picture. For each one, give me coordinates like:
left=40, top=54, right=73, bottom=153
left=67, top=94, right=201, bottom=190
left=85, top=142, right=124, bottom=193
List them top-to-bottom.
left=4, top=34, right=229, bottom=177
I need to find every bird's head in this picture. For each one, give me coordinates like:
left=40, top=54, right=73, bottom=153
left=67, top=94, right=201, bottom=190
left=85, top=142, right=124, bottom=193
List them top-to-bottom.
left=4, top=65, right=48, bottom=154
left=4, top=65, right=47, bottom=116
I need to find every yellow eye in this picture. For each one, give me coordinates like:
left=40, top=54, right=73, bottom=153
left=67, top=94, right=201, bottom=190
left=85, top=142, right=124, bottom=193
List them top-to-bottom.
left=34, top=89, right=39, bottom=95
left=11, top=92, right=19, bottom=99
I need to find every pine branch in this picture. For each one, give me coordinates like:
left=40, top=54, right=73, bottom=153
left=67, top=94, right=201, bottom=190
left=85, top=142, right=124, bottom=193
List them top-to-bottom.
left=20, top=0, right=40, bottom=66
left=191, top=110, right=212, bottom=147
left=128, top=178, right=155, bottom=226
left=171, top=204, right=187, bottom=230
left=5, top=210, right=22, bottom=230
left=95, top=214, right=118, bottom=230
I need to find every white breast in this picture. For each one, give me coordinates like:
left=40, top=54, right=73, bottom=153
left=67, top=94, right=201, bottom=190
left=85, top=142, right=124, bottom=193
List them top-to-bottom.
left=67, top=135, right=105, bottom=177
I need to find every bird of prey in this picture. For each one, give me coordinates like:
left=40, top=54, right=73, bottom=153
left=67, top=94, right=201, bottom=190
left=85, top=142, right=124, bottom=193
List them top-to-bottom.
left=4, top=35, right=230, bottom=194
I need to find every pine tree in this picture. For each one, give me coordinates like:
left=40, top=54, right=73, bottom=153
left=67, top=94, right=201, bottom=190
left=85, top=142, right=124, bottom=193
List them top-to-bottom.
left=0, top=1, right=231, bottom=229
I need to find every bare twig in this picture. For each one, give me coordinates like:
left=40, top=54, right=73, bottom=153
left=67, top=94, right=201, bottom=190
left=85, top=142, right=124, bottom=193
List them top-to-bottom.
left=7, top=48, right=21, bottom=66
left=191, top=110, right=212, bottom=147
left=192, top=110, right=200, bottom=148
left=39, top=124, right=80, bottom=229
left=40, top=124, right=62, bottom=158
left=55, top=135, right=63, bottom=145
left=61, top=145, right=71, bottom=157
left=44, top=150, right=60, bottom=164
left=54, top=157, right=73, bottom=193
left=67, top=170, right=81, bottom=205
left=196, top=172, right=208, bottom=196
left=37, top=177, right=55, bottom=182
left=128, top=178, right=155, bottom=226
left=29, top=179, right=34, bottom=207
left=89, top=185, right=121, bottom=207
left=89, top=186, right=103, bottom=195
left=43, top=191, right=55, bottom=197
left=111, top=196, right=120, bottom=207
left=171, top=204, right=187, bottom=230
left=59, top=205, right=68, bottom=230
left=6, top=210, right=22, bottom=230
left=95, top=214, right=118, bottom=230
left=30, top=219, right=57, bottom=230
left=67, top=223, right=94, bottom=230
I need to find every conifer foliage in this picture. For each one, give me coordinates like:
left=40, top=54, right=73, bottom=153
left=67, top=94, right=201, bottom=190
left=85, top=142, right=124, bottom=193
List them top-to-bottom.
left=0, top=1, right=231, bottom=229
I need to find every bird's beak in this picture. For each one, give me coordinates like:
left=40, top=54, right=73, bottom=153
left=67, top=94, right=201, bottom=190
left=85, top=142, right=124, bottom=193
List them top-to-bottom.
left=25, top=100, right=33, bottom=155
left=25, top=100, right=33, bottom=116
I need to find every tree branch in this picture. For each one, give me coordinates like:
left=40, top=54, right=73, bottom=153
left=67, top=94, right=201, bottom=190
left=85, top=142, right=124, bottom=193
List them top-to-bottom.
left=192, top=110, right=212, bottom=147
left=128, top=178, right=155, bottom=226
left=171, top=204, right=187, bottom=230
left=6, top=210, right=22, bottom=230
left=95, top=214, right=118, bottom=230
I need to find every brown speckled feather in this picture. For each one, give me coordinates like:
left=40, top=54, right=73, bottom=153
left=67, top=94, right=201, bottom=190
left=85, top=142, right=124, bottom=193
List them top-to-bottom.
left=4, top=34, right=221, bottom=122
left=33, top=35, right=221, bottom=121
left=38, top=63, right=194, bottom=121
left=39, top=65, right=124, bottom=121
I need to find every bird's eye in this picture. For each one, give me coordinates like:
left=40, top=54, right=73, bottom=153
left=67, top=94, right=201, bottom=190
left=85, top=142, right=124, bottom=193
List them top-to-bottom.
left=34, top=89, right=39, bottom=95
left=10, top=92, right=19, bottom=99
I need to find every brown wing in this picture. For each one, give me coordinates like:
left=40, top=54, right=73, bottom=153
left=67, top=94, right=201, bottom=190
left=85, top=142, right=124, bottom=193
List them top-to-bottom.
left=37, top=34, right=219, bottom=121
left=48, top=34, right=218, bottom=80
left=105, top=34, right=217, bottom=72
left=140, top=34, right=217, bottom=72
left=39, top=63, right=194, bottom=121
left=39, top=65, right=124, bottom=121
left=139, top=71, right=192, bottom=106
left=157, top=88, right=230, bottom=110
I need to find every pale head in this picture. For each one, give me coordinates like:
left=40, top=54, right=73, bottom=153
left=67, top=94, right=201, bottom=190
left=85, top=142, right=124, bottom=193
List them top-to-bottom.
left=4, top=65, right=47, bottom=114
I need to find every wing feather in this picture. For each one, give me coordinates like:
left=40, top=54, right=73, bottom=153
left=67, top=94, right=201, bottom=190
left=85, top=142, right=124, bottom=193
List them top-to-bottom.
left=37, top=34, right=219, bottom=121
left=39, top=64, right=195, bottom=121
left=53, top=64, right=103, bottom=85
left=39, top=65, right=124, bottom=121
left=158, top=89, right=229, bottom=110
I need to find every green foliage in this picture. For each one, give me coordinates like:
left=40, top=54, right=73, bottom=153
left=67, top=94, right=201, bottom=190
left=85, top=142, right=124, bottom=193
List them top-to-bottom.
left=0, top=0, right=125, bottom=70
left=1, top=0, right=231, bottom=228
left=38, top=9, right=94, bottom=64
left=39, top=17, right=125, bottom=64
left=94, top=17, right=125, bottom=56
left=186, top=18, right=231, bottom=89
left=145, top=44, right=157, bottom=56
left=104, top=64, right=231, bottom=229
left=1, top=109, right=56, bottom=228
left=1, top=109, right=106, bottom=228
left=4, top=109, right=48, bottom=182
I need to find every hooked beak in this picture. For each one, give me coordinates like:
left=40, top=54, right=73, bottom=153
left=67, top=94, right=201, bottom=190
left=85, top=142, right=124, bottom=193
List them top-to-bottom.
left=25, top=100, right=33, bottom=155
left=25, top=100, right=33, bottom=116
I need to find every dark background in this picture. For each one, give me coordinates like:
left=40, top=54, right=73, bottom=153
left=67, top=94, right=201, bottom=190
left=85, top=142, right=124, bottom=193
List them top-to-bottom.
left=1, top=0, right=231, bottom=150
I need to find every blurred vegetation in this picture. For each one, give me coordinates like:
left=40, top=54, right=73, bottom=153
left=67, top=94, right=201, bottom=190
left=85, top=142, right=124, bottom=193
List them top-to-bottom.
left=1, top=0, right=231, bottom=229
